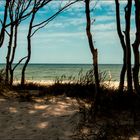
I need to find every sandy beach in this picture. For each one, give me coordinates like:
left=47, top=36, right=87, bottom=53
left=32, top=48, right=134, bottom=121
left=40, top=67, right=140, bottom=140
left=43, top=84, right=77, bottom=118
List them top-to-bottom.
left=13, top=80, right=127, bottom=89
left=0, top=81, right=139, bottom=140
left=0, top=91, right=79, bottom=140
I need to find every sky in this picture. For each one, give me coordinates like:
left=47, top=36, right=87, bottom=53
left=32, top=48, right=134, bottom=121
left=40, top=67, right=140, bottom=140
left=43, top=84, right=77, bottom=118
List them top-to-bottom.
left=0, top=0, right=136, bottom=64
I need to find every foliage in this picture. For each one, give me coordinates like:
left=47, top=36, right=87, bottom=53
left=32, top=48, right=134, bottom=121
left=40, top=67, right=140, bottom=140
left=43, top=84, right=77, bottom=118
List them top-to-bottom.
left=0, top=69, right=11, bottom=96
left=0, top=69, right=5, bottom=83
left=0, top=69, right=6, bottom=93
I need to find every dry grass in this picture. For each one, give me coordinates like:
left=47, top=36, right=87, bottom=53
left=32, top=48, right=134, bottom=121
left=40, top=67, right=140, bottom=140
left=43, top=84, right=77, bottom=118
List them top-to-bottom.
left=1, top=69, right=140, bottom=139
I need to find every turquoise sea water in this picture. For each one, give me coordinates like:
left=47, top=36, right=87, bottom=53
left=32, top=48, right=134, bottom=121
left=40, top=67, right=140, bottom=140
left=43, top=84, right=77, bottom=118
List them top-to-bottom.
left=0, top=64, right=123, bottom=81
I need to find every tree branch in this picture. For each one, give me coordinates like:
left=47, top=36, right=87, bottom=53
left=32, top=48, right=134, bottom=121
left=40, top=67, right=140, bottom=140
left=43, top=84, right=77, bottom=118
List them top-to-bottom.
left=30, top=0, right=79, bottom=37
left=13, top=56, right=28, bottom=71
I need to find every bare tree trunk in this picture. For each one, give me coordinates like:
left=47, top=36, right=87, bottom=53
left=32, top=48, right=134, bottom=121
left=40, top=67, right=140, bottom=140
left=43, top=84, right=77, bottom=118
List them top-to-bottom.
left=85, top=0, right=100, bottom=113
left=115, top=0, right=127, bottom=92
left=125, top=0, right=133, bottom=93
left=132, top=0, right=140, bottom=93
left=0, top=1, right=9, bottom=47
left=21, top=12, right=35, bottom=86
left=5, top=24, right=14, bottom=84
left=9, top=24, right=18, bottom=85
left=21, top=36, right=31, bottom=86
left=132, top=46, right=139, bottom=93
left=119, top=62, right=127, bottom=91
left=10, top=69, right=14, bottom=85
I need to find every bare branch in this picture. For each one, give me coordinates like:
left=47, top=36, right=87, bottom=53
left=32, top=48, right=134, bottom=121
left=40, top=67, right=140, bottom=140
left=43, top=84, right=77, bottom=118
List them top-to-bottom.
left=30, top=0, right=79, bottom=37
left=33, top=0, right=79, bottom=28
left=13, top=56, right=28, bottom=71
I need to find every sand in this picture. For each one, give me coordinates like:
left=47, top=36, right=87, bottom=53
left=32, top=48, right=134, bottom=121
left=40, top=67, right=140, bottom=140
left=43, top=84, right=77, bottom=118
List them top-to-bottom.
left=13, top=80, right=127, bottom=89
left=0, top=81, right=138, bottom=140
left=0, top=90, right=140, bottom=140
left=0, top=92, right=79, bottom=140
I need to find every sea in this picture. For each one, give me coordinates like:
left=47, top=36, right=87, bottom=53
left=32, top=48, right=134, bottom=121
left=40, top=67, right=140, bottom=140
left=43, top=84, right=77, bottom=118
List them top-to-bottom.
left=0, top=64, right=123, bottom=82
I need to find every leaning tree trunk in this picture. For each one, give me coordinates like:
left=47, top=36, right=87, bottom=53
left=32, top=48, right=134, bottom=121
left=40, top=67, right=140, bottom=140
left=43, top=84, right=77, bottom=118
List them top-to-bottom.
left=85, top=0, right=100, bottom=114
left=115, top=0, right=127, bottom=92
left=124, top=0, right=133, bottom=93
left=132, top=0, right=140, bottom=94
left=0, top=1, right=9, bottom=48
left=21, top=12, right=35, bottom=86
left=5, top=24, right=14, bottom=84
left=9, top=24, right=18, bottom=85
left=21, top=36, right=31, bottom=86
left=132, top=46, right=139, bottom=93
left=119, top=53, right=127, bottom=92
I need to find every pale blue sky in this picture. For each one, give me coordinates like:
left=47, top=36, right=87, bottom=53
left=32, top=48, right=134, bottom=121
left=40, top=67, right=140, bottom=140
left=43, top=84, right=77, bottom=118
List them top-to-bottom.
left=0, top=0, right=136, bottom=64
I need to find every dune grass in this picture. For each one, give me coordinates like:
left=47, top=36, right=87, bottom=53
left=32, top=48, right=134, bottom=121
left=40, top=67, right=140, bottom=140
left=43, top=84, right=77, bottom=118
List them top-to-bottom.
left=1, top=69, right=140, bottom=139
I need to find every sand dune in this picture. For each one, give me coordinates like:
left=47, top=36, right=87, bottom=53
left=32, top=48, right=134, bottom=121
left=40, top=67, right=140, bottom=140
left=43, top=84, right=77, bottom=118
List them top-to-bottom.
left=0, top=94, right=79, bottom=140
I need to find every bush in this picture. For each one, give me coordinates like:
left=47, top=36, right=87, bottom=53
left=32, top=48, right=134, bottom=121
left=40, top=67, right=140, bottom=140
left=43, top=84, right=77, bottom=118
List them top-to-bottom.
left=0, top=69, right=5, bottom=83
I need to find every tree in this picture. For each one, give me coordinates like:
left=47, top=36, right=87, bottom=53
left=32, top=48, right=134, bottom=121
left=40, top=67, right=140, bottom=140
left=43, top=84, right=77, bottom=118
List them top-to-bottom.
left=0, top=0, right=11, bottom=48
left=0, top=0, right=33, bottom=49
left=4, top=0, right=33, bottom=84
left=5, top=0, right=15, bottom=84
left=9, top=0, right=33, bottom=85
left=21, top=0, right=79, bottom=85
left=21, top=0, right=38, bottom=85
left=85, top=0, right=100, bottom=114
left=115, top=0, right=127, bottom=92
left=115, top=0, right=133, bottom=93
left=124, top=0, right=133, bottom=93
left=132, top=0, right=140, bottom=93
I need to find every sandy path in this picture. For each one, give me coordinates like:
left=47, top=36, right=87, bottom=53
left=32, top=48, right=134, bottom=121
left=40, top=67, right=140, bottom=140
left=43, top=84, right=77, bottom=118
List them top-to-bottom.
left=0, top=95, right=79, bottom=140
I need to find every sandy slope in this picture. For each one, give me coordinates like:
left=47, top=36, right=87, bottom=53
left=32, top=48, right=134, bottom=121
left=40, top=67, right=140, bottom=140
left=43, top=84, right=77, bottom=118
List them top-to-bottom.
left=13, top=80, right=126, bottom=88
left=0, top=94, right=79, bottom=140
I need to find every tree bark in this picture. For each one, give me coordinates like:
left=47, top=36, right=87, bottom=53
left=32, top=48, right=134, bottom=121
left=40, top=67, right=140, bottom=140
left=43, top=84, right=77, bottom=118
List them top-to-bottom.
left=85, top=0, right=100, bottom=113
left=115, top=0, right=127, bottom=92
left=124, top=0, right=133, bottom=93
left=132, top=0, right=140, bottom=93
left=0, top=1, right=9, bottom=47
left=21, top=12, right=35, bottom=86
left=5, top=24, right=14, bottom=84
left=9, top=24, right=18, bottom=85
left=132, top=46, right=139, bottom=93
left=10, top=69, right=14, bottom=86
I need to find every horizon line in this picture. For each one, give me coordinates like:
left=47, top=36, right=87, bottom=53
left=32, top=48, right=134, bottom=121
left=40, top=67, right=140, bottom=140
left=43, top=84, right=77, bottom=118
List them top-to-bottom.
left=0, top=63, right=123, bottom=65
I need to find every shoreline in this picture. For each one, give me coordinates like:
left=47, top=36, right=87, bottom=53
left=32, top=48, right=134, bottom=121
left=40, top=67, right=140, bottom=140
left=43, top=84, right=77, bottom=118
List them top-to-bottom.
left=13, top=80, right=127, bottom=89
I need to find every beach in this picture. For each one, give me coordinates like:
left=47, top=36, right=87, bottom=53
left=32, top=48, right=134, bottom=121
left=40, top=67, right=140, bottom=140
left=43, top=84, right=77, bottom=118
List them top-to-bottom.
left=0, top=64, right=137, bottom=139
left=0, top=80, right=140, bottom=140
left=13, top=80, right=127, bottom=89
left=0, top=92, right=79, bottom=140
